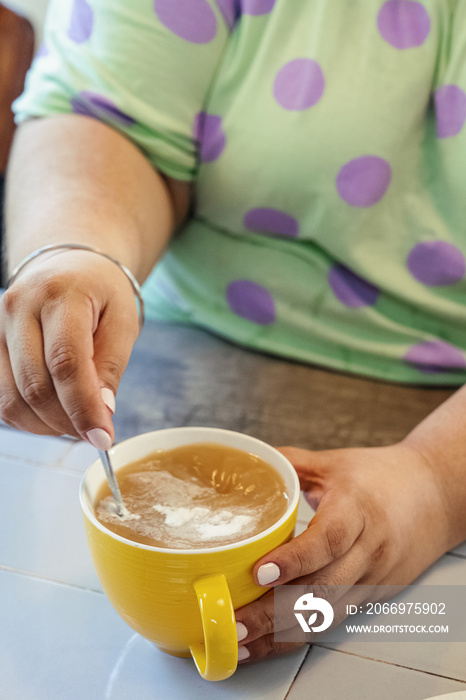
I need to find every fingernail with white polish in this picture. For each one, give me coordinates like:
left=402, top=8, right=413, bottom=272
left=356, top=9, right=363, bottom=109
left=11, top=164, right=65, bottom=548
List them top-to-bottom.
left=101, top=387, right=115, bottom=414
left=85, top=428, right=113, bottom=451
left=257, top=562, right=281, bottom=586
left=236, top=621, right=248, bottom=642
left=237, top=646, right=250, bottom=662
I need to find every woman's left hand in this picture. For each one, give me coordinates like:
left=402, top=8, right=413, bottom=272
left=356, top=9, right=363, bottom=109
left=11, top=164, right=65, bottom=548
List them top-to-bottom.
left=234, top=442, right=451, bottom=663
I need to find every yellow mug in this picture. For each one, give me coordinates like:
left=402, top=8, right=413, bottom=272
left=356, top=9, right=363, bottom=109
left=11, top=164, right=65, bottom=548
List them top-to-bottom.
left=79, top=427, right=300, bottom=681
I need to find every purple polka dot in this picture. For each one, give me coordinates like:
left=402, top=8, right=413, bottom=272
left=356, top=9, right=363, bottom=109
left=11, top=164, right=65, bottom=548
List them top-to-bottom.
left=68, top=0, right=94, bottom=44
left=154, top=0, right=217, bottom=44
left=216, top=0, right=241, bottom=28
left=242, top=0, right=276, bottom=15
left=378, top=0, right=430, bottom=49
left=273, top=59, right=325, bottom=111
left=435, top=85, right=466, bottom=139
left=71, top=92, right=136, bottom=127
left=193, top=112, right=226, bottom=162
left=336, top=156, right=392, bottom=207
left=244, top=208, right=299, bottom=237
left=407, top=241, right=466, bottom=286
left=328, top=265, right=380, bottom=308
left=226, top=280, right=276, bottom=324
left=404, top=341, right=466, bottom=374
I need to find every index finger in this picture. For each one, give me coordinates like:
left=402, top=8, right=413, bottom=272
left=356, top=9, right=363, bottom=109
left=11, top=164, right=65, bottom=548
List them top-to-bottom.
left=41, top=294, right=114, bottom=445
left=253, top=492, right=365, bottom=587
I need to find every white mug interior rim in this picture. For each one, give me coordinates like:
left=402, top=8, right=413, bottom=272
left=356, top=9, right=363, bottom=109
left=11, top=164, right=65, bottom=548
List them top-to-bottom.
left=79, top=426, right=301, bottom=554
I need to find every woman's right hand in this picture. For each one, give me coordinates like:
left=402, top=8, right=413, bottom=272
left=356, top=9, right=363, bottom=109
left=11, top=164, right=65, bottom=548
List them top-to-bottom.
left=0, top=248, right=140, bottom=446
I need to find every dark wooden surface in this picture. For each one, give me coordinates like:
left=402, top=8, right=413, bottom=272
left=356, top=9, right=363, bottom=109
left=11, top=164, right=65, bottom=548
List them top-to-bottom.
left=113, top=320, right=455, bottom=450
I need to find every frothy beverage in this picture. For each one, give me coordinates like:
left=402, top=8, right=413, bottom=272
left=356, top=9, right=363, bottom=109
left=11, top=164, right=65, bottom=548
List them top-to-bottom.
left=95, top=442, right=289, bottom=549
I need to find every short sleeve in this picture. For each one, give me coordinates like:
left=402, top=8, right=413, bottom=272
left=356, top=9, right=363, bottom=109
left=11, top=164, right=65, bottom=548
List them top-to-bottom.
left=13, top=0, right=231, bottom=180
left=433, top=0, right=466, bottom=140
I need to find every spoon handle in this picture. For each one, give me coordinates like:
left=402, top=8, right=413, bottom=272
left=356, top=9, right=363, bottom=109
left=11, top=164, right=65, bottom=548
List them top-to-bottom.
left=97, top=449, right=127, bottom=518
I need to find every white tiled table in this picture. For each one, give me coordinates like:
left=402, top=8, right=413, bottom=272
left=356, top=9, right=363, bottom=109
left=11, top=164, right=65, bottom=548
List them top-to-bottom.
left=1, top=319, right=466, bottom=699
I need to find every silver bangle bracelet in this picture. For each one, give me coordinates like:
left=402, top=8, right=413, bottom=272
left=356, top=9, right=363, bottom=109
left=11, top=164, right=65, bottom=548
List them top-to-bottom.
left=7, top=243, right=145, bottom=332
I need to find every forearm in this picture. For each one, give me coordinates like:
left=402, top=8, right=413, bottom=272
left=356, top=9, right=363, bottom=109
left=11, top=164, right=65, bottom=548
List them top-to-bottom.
left=5, top=114, right=187, bottom=281
left=402, top=383, right=466, bottom=548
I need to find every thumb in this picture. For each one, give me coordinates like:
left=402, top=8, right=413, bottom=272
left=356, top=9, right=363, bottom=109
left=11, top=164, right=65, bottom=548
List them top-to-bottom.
left=252, top=491, right=364, bottom=587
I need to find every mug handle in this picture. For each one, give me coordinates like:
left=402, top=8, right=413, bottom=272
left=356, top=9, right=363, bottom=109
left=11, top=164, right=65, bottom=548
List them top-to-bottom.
left=190, top=573, right=238, bottom=681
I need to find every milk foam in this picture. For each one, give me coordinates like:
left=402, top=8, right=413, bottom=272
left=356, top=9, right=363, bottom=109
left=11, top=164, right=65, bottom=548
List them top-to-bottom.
left=96, top=469, right=260, bottom=547
left=105, top=501, right=141, bottom=521
left=153, top=504, right=253, bottom=539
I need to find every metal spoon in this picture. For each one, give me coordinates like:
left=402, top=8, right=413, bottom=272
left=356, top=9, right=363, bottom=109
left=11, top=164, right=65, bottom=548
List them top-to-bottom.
left=97, top=449, right=129, bottom=519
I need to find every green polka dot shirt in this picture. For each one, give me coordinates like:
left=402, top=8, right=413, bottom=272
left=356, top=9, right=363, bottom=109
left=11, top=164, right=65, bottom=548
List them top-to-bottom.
left=14, top=0, right=466, bottom=384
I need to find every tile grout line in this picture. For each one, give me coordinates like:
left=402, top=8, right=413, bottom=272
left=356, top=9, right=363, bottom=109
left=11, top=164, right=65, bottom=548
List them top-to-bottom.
left=0, top=426, right=78, bottom=470
left=54, top=439, right=80, bottom=468
left=0, top=447, right=70, bottom=468
left=0, top=450, right=89, bottom=476
left=446, top=551, right=466, bottom=561
left=0, top=563, right=104, bottom=596
left=312, top=643, right=466, bottom=684
left=283, top=644, right=313, bottom=699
